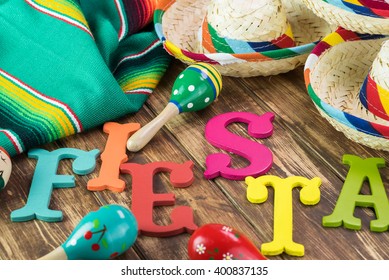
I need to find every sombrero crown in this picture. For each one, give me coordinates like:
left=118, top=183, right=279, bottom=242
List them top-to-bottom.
left=154, top=0, right=334, bottom=77
left=199, top=0, right=296, bottom=54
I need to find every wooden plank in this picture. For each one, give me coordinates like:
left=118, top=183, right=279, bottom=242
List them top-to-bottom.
left=2, top=60, right=389, bottom=261
left=141, top=61, right=389, bottom=260
left=239, top=68, right=389, bottom=259
left=241, top=68, right=389, bottom=166
left=91, top=107, right=266, bottom=260
left=0, top=130, right=140, bottom=260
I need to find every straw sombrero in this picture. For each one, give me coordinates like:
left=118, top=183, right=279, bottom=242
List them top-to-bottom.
left=154, top=0, right=334, bottom=77
left=303, top=0, right=389, bottom=35
left=304, top=27, right=389, bottom=150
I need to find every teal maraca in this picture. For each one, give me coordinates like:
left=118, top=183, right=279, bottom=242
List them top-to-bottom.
left=127, top=62, right=222, bottom=152
left=39, top=204, right=138, bottom=260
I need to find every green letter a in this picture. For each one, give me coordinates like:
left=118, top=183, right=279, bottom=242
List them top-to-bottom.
left=323, top=155, right=389, bottom=232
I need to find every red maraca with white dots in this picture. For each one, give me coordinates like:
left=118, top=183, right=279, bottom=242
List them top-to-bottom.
left=127, top=63, right=222, bottom=152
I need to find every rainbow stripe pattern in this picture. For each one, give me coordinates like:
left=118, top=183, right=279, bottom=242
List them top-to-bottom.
left=0, top=0, right=170, bottom=157
left=26, top=0, right=92, bottom=36
left=113, top=0, right=128, bottom=41
left=122, top=0, right=156, bottom=35
left=154, top=0, right=318, bottom=66
left=324, top=0, right=389, bottom=18
left=201, top=17, right=295, bottom=54
left=304, top=27, right=389, bottom=139
left=114, top=38, right=170, bottom=98
left=0, top=69, right=82, bottom=154
left=359, top=74, right=389, bottom=121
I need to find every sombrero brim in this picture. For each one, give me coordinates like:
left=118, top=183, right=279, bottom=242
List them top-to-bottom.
left=154, top=0, right=334, bottom=77
left=303, top=0, right=389, bottom=35
left=304, top=27, right=389, bottom=151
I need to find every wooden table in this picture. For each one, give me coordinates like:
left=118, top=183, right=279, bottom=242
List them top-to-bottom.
left=1, top=59, right=388, bottom=260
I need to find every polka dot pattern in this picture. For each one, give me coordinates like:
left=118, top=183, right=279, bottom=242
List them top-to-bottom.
left=169, top=63, right=222, bottom=113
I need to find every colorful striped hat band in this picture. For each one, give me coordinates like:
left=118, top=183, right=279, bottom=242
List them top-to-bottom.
left=199, top=0, right=296, bottom=54
left=303, top=0, right=389, bottom=35
left=339, top=0, right=389, bottom=18
left=304, top=27, right=388, bottom=152
left=359, top=41, right=389, bottom=121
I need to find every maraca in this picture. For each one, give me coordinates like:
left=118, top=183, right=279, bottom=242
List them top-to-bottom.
left=127, top=63, right=222, bottom=152
left=0, top=147, right=12, bottom=191
left=39, top=204, right=138, bottom=260
left=188, top=223, right=267, bottom=260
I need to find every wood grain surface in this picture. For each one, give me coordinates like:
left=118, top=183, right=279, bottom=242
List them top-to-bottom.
left=0, top=60, right=388, bottom=260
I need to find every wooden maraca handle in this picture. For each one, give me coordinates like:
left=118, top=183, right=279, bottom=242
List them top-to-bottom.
left=127, top=63, right=222, bottom=152
left=127, top=103, right=179, bottom=152
left=0, top=147, right=12, bottom=191
left=38, top=205, right=138, bottom=260
left=38, top=246, right=68, bottom=260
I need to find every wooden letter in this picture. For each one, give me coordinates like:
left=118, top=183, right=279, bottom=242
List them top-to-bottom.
left=204, top=112, right=274, bottom=180
left=88, top=122, right=140, bottom=192
left=11, top=148, right=100, bottom=222
left=323, top=155, right=389, bottom=232
left=120, top=161, right=198, bottom=237
left=246, top=175, right=321, bottom=256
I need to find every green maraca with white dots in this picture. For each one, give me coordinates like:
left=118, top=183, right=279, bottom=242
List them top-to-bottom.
left=127, top=63, right=222, bottom=152
left=170, top=63, right=222, bottom=113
